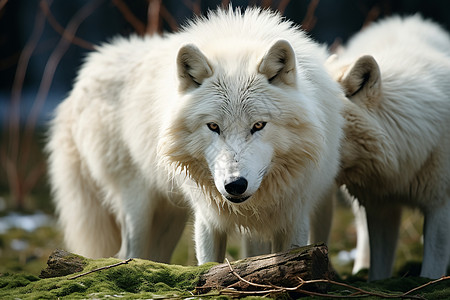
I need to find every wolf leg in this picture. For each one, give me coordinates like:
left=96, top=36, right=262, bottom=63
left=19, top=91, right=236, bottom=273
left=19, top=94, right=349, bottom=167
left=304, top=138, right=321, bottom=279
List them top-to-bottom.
left=116, top=181, right=158, bottom=259
left=309, top=185, right=336, bottom=244
left=146, top=199, right=189, bottom=263
left=421, top=199, right=450, bottom=278
left=352, top=201, right=370, bottom=274
left=365, top=202, right=402, bottom=281
left=272, top=206, right=310, bottom=253
left=194, top=214, right=227, bottom=264
left=241, top=233, right=271, bottom=258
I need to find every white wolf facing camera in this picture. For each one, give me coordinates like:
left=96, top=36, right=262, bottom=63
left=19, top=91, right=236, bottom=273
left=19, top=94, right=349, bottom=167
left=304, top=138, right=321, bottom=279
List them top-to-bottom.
left=47, top=6, right=344, bottom=264
left=327, top=15, right=450, bottom=280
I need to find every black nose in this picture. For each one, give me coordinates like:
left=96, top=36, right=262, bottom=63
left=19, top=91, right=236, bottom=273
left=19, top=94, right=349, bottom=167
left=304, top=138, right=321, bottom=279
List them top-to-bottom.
left=224, top=177, right=248, bottom=196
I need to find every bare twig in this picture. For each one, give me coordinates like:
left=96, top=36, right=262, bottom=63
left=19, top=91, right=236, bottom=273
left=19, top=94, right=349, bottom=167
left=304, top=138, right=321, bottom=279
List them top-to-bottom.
left=0, top=0, right=8, bottom=12
left=4, top=0, right=48, bottom=209
left=20, top=0, right=104, bottom=201
left=40, top=0, right=95, bottom=50
left=112, top=0, right=146, bottom=35
left=147, top=0, right=161, bottom=35
left=182, top=0, right=201, bottom=16
left=220, top=0, right=230, bottom=8
left=261, top=0, right=273, bottom=9
left=276, top=0, right=291, bottom=14
left=302, top=0, right=319, bottom=32
left=159, top=4, right=178, bottom=32
left=362, top=5, right=380, bottom=28
left=69, top=258, right=133, bottom=280
left=402, top=276, right=450, bottom=296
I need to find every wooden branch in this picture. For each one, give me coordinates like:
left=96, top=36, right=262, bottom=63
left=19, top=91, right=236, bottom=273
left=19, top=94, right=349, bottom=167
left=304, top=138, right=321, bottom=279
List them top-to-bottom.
left=68, top=258, right=133, bottom=280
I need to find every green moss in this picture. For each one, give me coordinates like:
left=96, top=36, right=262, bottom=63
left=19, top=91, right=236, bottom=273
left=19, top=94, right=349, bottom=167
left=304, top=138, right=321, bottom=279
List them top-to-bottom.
left=0, top=257, right=217, bottom=299
left=1, top=260, right=449, bottom=299
left=0, top=273, right=39, bottom=289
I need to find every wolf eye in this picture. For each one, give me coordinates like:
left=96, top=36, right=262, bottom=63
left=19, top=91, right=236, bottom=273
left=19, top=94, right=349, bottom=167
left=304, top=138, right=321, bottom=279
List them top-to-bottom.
left=251, top=121, right=267, bottom=134
left=207, top=122, right=220, bottom=134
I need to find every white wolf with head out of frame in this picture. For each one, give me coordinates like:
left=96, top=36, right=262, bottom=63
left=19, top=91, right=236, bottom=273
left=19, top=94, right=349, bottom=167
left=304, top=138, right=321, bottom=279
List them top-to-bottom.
left=47, top=6, right=344, bottom=264
left=327, top=15, right=450, bottom=280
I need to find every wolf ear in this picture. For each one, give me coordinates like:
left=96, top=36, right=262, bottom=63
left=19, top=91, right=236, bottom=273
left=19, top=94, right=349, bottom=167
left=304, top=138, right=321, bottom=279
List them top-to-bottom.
left=258, top=40, right=297, bottom=88
left=177, top=44, right=213, bottom=92
left=341, top=55, right=382, bottom=105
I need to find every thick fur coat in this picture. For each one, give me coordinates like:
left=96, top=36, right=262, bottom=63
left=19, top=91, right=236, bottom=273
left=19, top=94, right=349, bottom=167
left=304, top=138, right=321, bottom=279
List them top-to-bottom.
left=47, top=7, right=344, bottom=264
left=327, top=15, right=450, bottom=279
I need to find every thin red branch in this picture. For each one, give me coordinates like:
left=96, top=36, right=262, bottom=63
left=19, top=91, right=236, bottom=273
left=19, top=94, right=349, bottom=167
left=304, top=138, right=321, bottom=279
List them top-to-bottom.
left=0, top=0, right=8, bottom=11
left=4, top=0, right=48, bottom=208
left=21, top=0, right=105, bottom=192
left=40, top=0, right=95, bottom=50
left=111, top=0, right=146, bottom=35
left=147, top=0, right=161, bottom=35
left=182, top=0, right=201, bottom=16
left=220, top=0, right=230, bottom=8
left=261, top=0, right=273, bottom=9
left=276, top=0, right=291, bottom=14
left=302, top=0, right=319, bottom=32
left=159, top=4, right=179, bottom=32
left=362, top=5, right=380, bottom=29
left=23, top=160, right=47, bottom=199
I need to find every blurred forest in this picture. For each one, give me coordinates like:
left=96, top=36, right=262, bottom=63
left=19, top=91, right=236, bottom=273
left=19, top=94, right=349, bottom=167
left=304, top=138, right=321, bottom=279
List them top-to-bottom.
left=0, top=0, right=449, bottom=276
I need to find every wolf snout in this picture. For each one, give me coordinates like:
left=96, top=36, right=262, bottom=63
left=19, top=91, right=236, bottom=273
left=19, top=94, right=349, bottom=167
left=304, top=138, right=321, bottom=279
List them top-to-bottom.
left=224, top=177, right=251, bottom=203
left=225, top=177, right=248, bottom=196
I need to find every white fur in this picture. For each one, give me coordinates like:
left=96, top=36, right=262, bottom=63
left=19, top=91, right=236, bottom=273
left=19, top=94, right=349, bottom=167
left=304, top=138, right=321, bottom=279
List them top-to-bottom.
left=47, top=7, right=343, bottom=264
left=327, top=15, right=450, bottom=280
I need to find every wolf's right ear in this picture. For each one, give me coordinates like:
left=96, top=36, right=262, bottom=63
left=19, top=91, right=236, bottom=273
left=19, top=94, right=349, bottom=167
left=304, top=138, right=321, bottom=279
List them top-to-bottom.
left=258, top=40, right=297, bottom=88
left=177, top=44, right=213, bottom=92
left=341, top=55, right=382, bottom=106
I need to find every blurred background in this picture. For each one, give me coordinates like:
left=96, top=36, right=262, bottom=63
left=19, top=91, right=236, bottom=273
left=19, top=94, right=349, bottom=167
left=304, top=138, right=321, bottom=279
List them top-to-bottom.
left=1, top=0, right=449, bottom=277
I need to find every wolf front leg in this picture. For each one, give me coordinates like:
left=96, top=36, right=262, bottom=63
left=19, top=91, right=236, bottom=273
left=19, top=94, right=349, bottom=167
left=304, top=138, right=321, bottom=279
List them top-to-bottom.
left=116, top=183, right=160, bottom=260
left=309, top=185, right=336, bottom=245
left=421, top=200, right=450, bottom=278
left=352, top=201, right=370, bottom=274
left=365, top=201, right=402, bottom=281
left=272, top=206, right=310, bottom=253
left=194, top=213, right=227, bottom=265
left=241, top=234, right=271, bottom=258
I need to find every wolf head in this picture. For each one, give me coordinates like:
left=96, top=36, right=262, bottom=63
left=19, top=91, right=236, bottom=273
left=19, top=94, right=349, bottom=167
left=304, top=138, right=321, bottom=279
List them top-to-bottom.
left=159, top=38, right=321, bottom=206
left=181, top=40, right=299, bottom=203
left=326, top=54, right=398, bottom=188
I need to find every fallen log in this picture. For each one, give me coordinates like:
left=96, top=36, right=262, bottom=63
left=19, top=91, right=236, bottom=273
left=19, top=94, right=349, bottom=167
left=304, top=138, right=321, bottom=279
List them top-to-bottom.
left=40, top=243, right=334, bottom=295
left=196, top=243, right=334, bottom=294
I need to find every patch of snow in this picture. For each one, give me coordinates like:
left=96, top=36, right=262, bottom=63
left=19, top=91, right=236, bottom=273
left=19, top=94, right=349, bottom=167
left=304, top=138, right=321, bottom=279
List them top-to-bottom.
left=0, top=211, right=54, bottom=234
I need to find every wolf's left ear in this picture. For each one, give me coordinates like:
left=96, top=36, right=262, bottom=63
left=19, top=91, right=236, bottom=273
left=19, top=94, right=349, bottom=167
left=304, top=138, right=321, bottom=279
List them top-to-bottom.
left=258, top=40, right=297, bottom=88
left=177, top=44, right=213, bottom=92
left=341, top=55, right=382, bottom=106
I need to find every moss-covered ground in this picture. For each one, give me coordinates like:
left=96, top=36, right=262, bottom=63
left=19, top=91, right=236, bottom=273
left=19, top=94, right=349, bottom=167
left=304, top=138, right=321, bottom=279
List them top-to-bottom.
left=1, top=189, right=449, bottom=299
left=0, top=256, right=218, bottom=299
left=0, top=257, right=449, bottom=299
